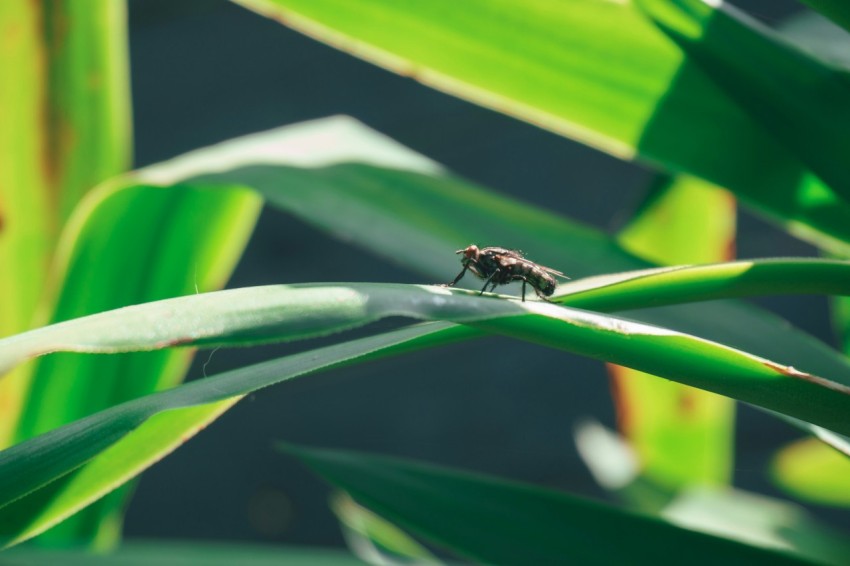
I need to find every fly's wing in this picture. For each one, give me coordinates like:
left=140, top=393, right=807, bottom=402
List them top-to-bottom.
left=482, top=246, right=524, bottom=258
left=536, top=263, right=569, bottom=279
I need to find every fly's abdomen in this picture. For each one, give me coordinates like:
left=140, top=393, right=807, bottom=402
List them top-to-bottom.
left=527, top=267, right=557, bottom=296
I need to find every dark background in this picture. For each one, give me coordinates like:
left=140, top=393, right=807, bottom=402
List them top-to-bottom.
left=124, top=0, right=838, bottom=550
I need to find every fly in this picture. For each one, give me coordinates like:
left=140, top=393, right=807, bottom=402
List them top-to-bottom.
left=445, top=245, right=568, bottom=301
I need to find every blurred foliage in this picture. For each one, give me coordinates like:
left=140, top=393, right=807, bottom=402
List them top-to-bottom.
left=2, top=0, right=850, bottom=563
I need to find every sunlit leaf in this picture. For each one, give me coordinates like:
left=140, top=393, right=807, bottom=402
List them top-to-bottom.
left=234, top=0, right=850, bottom=252
left=636, top=0, right=850, bottom=209
left=614, top=173, right=735, bottom=489
left=772, top=436, right=850, bottom=507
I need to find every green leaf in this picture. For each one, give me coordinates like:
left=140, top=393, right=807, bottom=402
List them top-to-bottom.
left=0, top=0, right=131, bottom=443
left=0, top=0, right=136, bottom=544
left=234, top=0, right=850, bottom=252
left=636, top=0, right=850, bottom=207
left=799, top=0, right=850, bottom=34
left=40, top=1, right=133, bottom=224
left=0, top=2, right=51, bottom=341
left=779, top=10, right=850, bottom=71
left=5, top=118, right=847, bottom=547
left=129, top=118, right=850, bottom=417
left=130, top=119, right=850, bottom=403
left=614, top=173, right=736, bottom=489
left=618, top=174, right=735, bottom=266
left=9, top=180, right=261, bottom=546
left=15, top=182, right=262, bottom=440
left=2, top=256, right=850, bottom=544
left=3, top=257, right=850, bottom=371
left=3, top=280, right=850, bottom=508
left=0, top=322, right=472, bottom=546
left=575, top=420, right=850, bottom=564
left=772, top=436, right=850, bottom=507
left=281, top=444, right=815, bottom=564
left=331, top=491, right=439, bottom=563
left=3, top=541, right=365, bottom=565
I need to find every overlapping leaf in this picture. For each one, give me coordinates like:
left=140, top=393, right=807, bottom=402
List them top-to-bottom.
left=234, top=0, right=850, bottom=252
left=637, top=0, right=850, bottom=208
left=800, top=0, right=850, bottom=34
left=4, top=118, right=849, bottom=548
left=613, top=173, right=736, bottom=490
left=2, top=277, right=850, bottom=523
left=282, top=444, right=818, bottom=564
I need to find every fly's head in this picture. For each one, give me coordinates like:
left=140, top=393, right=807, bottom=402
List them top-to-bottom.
left=456, top=245, right=480, bottom=267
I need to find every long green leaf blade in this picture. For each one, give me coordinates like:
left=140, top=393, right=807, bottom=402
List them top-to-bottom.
left=234, top=0, right=850, bottom=251
left=636, top=0, right=850, bottom=206
left=42, top=1, right=132, bottom=224
left=136, top=118, right=850, bottom=404
left=2, top=262, right=849, bottom=543
left=1, top=282, right=850, bottom=469
left=0, top=322, right=472, bottom=546
left=282, top=444, right=814, bottom=564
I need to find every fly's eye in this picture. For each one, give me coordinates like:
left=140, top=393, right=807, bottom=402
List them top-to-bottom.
left=463, top=245, right=479, bottom=260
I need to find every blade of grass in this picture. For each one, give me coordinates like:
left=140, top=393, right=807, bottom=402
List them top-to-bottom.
left=131, top=118, right=850, bottom=402
left=16, top=180, right=261, bottom=547
left=3, top=261, right=850, bottom=373
left=2, top=269, right=850, bottom=543
left=2, top=281, right=850, bottom=489
left=0, top=322, right=474, bottom=546
left=281, top=444, right=816, bottom=565
left=331, top=491, right=439, bottom=563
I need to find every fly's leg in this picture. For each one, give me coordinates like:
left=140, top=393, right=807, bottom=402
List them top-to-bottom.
left=445, top=265, right=468, bottom=287
left=479, top=270, right=500, bottom=295
left=521, top=279, right=527, bottom=302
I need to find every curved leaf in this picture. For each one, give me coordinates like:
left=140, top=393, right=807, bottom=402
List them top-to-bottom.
left=0, top=0, right=130, bottom=444
left=131, top=118, right=850, bottom=409
left=9, top=180, right=261, bottom=546
left=557, top=258, right=850, bottom=311
left=2, top=268, right=850, bottom=543
left=2, top=283, right=850, bottom=500
left=0, top=322, right=472, bottom=546
left=281, top=444, right=814, bottom=565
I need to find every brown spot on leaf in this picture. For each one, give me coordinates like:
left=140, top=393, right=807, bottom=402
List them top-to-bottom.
left=763, top=360, right=850, bottom=395
left=607, top=363, right=633, bottom=434
left=677, top=390, right=697, bottom=417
